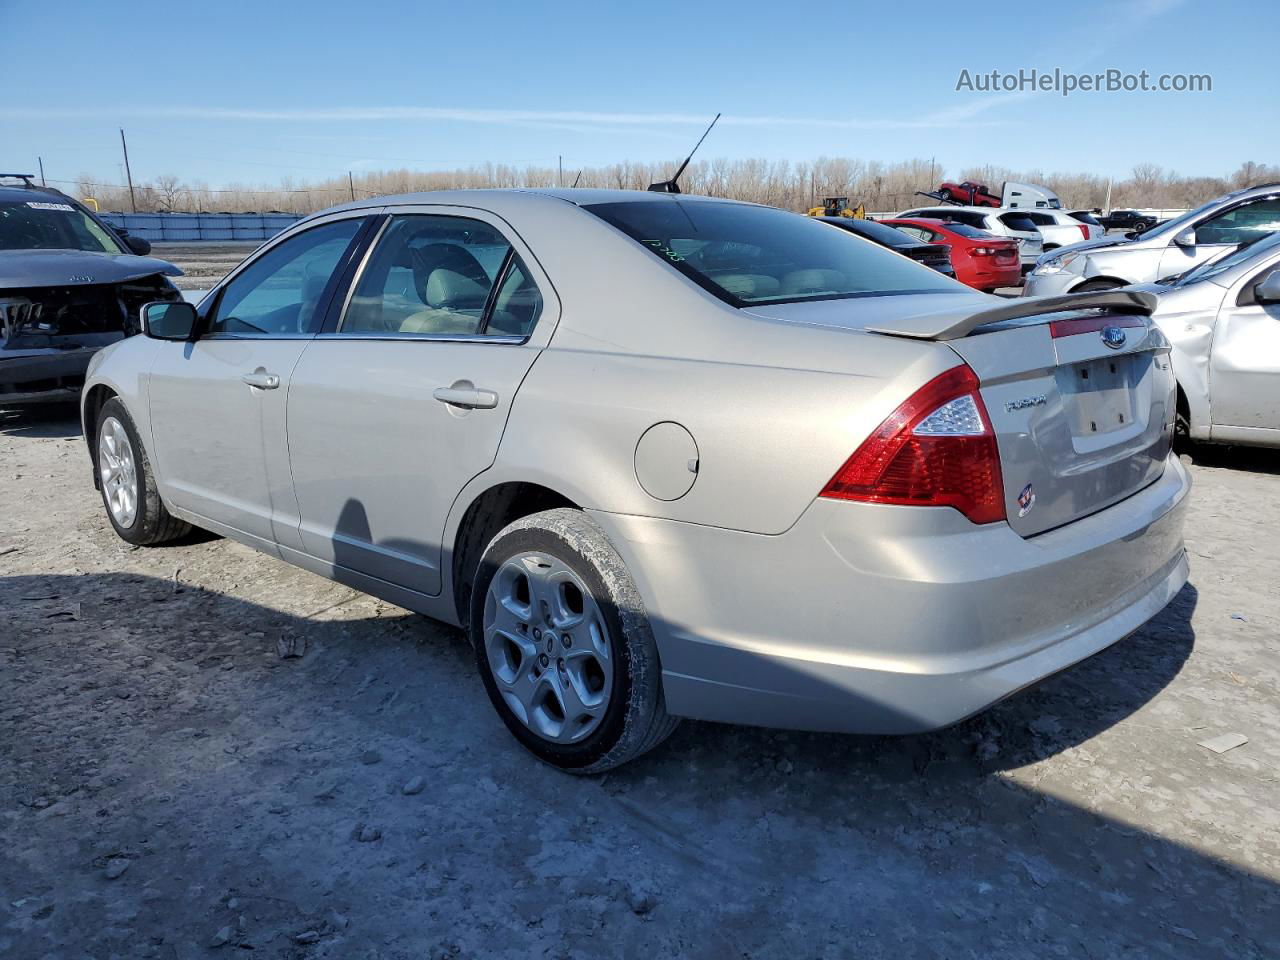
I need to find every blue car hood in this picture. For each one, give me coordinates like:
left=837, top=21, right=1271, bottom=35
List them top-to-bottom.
left=0, top=248, right=182, bottom=289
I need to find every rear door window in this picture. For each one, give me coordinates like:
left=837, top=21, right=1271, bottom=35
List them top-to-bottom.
left=341, top=214, right=543, bottom=338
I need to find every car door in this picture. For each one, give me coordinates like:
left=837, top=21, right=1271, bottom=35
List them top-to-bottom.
left=1161, top=197, right=1280, bottom=278
left=284, top=208, right=558, bottom=596
left=147, top=215, right=369, bottom=549
left=1208, top=257, right=1280, bottom=437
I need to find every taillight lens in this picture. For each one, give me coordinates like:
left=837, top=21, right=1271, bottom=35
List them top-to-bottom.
left=1078, top=224, right=1090, bottom=240
left=971, top=246, right=995, bottom=256
left=820, top=365, right=1006, bottom=524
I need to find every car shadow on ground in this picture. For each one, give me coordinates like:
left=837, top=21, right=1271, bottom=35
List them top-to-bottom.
left=0, top=402, right=82, bottom=439
left=1187, top=443, right=1280, bottom=476
left=4, top=570, right=1271, bottom=957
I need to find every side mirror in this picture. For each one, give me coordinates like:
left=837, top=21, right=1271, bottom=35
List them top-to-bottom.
left=1173, top=228, right=1196, bottom=248
left=125, top=235, right=152, bottom=256
left=1254, top=272, right=1280, bottom=305
left=140, top=301, right=197, bottom=341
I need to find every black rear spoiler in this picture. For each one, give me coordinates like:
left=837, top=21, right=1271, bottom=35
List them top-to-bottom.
left=866, top=289, right=1157, bottom=341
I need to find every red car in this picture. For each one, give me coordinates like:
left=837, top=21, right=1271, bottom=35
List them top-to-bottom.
left=935, top=180, right=1001, bottom=207
left=880, top=217, right=1022, bottom=292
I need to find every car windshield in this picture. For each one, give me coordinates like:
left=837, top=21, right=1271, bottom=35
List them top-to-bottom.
left=1141, top=189, right=1252, bottom=240
left=0, top=199, right=123, bottom=253
left=585, top=200, right=958, bottom=305
left=1176, top=233, right=1280, bottom=286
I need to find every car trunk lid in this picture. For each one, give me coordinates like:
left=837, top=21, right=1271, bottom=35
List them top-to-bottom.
left=874, top=291, right=1174, bottom=536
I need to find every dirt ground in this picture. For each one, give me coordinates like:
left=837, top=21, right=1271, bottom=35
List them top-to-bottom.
left=1, top=404, right=1278, bottom=960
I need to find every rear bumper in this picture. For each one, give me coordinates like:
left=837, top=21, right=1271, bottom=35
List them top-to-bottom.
left=590, top=455, right=1191, bottom=734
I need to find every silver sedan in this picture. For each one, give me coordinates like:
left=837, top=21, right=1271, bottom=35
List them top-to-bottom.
left=81, top=190, right=1191, bottom=772
left=1130, top=231, right=1280, bottom=448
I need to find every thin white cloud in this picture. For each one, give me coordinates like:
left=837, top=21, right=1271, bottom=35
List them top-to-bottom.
left=0, top=104, right=998, bottom=131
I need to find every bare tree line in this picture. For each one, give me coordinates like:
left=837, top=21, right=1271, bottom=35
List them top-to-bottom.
left=71, top=159, right=1280, bottom=216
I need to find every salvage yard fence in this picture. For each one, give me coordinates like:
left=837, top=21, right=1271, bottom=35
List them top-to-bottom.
left=98, top=212, right=302, bottom=243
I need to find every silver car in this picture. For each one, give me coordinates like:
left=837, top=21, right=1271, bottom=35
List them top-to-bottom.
left=1025, top=183, right=1280, bottom=296
left=80, top=190, right=1191, bottom=772
left=1130, top=232, right=1280, bottom=448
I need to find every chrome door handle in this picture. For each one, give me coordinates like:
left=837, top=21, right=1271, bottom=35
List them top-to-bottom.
left=242, top=371, right=280, bottom=390
left=433, top=385, right=499, bottom=409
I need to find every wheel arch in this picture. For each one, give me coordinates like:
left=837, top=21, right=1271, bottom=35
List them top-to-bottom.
left=1069, top=275, right=1129, bottom=291
left=82, top=383, right=119, bottom=481
left=449, top=480, right=582, bottom=627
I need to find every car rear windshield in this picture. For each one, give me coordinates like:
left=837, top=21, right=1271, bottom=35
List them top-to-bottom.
left=0, top=199, right=123, bottom=253
left=584, top=200, right=957, bottom=305
left=1069, top=211, right=1102, bottom=226
left=1000, top=214, right=1040, bottom=232
left=826, top=218, right=918, bottom=248
left=931, top=222, right=997, bottom=239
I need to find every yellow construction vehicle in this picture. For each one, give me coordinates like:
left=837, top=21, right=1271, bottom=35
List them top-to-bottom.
left=806, top=196, right=865, bottom=219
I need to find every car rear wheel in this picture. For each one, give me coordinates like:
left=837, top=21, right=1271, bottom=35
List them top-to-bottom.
left=96, top=397, right=190, bottom=546
left=470, top=508, right=678, bottom=773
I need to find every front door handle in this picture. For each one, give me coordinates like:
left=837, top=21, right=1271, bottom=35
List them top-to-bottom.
left=242, top=371, right=280, bottom=390
left=433, top=384, right=499, bottom=409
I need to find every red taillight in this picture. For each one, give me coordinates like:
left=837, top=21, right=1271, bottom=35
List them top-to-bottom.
left=1078, top=224, right=1090, bottom=241
left=820, top=365, right=1006, bottom=524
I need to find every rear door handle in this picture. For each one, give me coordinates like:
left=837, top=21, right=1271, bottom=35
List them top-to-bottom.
left=242, top=371, right=280, bottom=390
left=433, top=385, right=499, bottom=409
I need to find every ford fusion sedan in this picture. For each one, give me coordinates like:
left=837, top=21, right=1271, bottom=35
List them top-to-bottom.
left=1025, top=183, right=1280, bottom=296
left=81, top=189, right=1190, bottom=772
left=1131, top=231, right=1280, bottom=449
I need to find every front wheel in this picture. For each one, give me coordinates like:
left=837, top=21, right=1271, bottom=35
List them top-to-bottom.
left=96, top=397, right=190, bottom=546
left=470, top=508, right=678, bottom=773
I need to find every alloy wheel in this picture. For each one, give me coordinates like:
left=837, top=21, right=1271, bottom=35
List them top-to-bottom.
left=98, top=416, right=138, bottom=528
left=483, top=551, right=613, bottom=743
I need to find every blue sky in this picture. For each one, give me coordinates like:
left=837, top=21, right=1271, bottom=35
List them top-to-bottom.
left=1, top=0, right=1269, bottom=190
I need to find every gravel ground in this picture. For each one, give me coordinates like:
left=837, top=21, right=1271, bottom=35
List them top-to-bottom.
left=2, top=406, right=1279, bottom=959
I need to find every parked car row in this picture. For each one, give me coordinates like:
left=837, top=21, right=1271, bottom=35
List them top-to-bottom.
left=6, top=171, right=1274, bottom=775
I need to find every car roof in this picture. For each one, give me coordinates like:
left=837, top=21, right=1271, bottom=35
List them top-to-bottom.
left=0, top=183, right=81, bottom=204
left=310, top=187, right=751, bottom=222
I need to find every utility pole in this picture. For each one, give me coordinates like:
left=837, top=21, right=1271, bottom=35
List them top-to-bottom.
left=119, top=129, right=137, bottom=213
left=558, top=155, right=563, bottom=188
left=930, top=156, right=936, bottom=188
left=37, top=157, right=46, bottom=186
left=348, top=171, right=356, bottom=201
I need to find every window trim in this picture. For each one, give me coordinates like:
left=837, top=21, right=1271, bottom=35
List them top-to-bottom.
left=329, top=212, right=542, bottom=343
left=197, top=213, right=376, bottom=341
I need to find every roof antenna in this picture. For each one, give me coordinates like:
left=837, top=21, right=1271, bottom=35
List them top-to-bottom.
left=647, top=113, right=720, bottom=194
left=571, top=169, right=583, bottom=188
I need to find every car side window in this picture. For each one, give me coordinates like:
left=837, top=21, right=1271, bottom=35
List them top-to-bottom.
left=1196, top=198, right=1280, bottom=246
left=341, top=214, right=541, bottom=337
left=207, top=219, right=364, bottom=336
left=895, top=226, right=929, bottom=242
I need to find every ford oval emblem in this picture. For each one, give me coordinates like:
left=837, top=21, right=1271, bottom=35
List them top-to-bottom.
left=1101, top=326, right=1127, bottom=350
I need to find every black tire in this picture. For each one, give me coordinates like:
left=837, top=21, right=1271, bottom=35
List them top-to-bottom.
left=1074, top=278, right=1124, bottom=292
left=95, top=397, right=190, bottom=546
left=469, top=507, right=678, bottom=773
